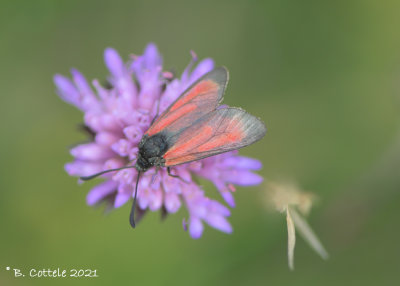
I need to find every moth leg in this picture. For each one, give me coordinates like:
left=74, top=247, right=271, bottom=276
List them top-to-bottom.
left=167, top=167, right=188, bottom=184
left=167, top=167, right=180, bottom=178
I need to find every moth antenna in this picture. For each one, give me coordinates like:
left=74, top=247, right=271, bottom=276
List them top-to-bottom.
left=80, top=166, right=137, bottom=181
left=129, top=171, right=141, bottom=228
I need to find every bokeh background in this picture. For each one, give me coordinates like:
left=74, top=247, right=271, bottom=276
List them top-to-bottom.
left=1, top=0, right=400, bottom=285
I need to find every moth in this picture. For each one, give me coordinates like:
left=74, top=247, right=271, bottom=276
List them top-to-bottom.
left=82, top=67, right=266, bottom=227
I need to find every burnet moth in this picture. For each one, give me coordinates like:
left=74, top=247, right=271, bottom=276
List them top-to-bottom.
left=81, top=67, right=266, bottom=228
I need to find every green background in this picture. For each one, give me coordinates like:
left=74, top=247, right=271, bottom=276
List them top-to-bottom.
left=1, top=0, right=400, bottom=285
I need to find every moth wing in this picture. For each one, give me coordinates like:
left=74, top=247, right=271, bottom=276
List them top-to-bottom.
left=145, top=67, right=228, bottom=136
left=163, top=107, right=266, bottom=166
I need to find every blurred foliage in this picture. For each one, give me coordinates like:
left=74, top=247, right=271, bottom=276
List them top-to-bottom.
left=1, top=0, right=400, bottom=285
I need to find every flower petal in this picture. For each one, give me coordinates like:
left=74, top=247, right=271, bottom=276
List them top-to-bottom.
left=143, top=43, right=162, bottom=70
left=104, top=48, right=125, bottom=78
left=188, top=58, right=214, bottom=85
left=70, top=68, right=98, bottom=110
left=54, top=74, right=80, bottom=107
left=84, top=112, right=121, bottom=132
left=123, top=125, right=143, bottom=144
left=95, top=132, right=120, bottom=146
left=111, top=139, right=133, bottom=157
left=70, top=143, right=114, bottom=161
left=222, top=156, right=263, bottom=170
left=103, top=158, right=125, bottom=170
left=65, top=161, right=102, bottom=177
left=113, top=168, right=136, bottom=185
left=225, top=171, right=263, bottom=186
left=86, top=180, right=118, bottom=205
left=149, top=189, right=163, bottom=211
left=218, top=189, right=236, bottom=208
left=114, top=192, right=131, bottom=208
left=165, top=192, right=181, bottom=213
left=205, top=214, right=232, bottom=234
left=189, top=217, right=204, bottom=239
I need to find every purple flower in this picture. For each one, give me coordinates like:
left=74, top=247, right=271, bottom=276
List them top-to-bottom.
left=54, top=43, right=263, bottom=238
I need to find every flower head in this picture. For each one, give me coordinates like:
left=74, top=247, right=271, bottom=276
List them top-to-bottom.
left=54, top=43, right=263, bottom=238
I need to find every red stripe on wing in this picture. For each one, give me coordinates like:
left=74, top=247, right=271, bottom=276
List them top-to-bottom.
left=145, top=67, right=228, bottom=137
left=169, top=81, right=217, bottom=111
left=147, top=104, right=197, bottom=136
left=163, top=108, right=266, bottom=166
left=168, top=125, right=214, bottom=155
left=196, top=128, right=242, bottom=152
